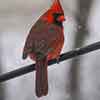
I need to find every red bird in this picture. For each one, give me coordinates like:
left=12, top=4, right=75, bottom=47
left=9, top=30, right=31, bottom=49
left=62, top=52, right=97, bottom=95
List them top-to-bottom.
left=22, top=0, right=65, bottom=97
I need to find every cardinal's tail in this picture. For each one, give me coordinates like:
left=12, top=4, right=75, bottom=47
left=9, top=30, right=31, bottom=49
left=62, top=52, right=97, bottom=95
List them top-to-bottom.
left=35, top=56, right=48, bottom=97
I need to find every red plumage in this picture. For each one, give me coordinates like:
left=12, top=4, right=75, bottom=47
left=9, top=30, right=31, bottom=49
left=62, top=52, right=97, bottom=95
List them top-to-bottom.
left=22, top=0, right=65, bottom=97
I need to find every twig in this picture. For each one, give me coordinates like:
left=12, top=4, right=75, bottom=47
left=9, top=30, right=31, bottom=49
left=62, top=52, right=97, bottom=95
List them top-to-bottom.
left=0, top=41, right=100, bottom=82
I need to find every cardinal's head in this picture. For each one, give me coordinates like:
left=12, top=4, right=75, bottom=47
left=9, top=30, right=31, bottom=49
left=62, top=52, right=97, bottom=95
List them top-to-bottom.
left=42, top=0, right=65, bottom=26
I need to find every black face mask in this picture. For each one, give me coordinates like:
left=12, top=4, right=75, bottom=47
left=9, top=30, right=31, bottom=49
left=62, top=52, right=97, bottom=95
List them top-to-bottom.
left=53, top=13, right=64, bottom=27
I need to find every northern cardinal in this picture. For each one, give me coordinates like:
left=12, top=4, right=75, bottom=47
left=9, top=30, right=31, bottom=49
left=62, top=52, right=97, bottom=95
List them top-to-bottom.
left=22, top=0, right=65, bottom=97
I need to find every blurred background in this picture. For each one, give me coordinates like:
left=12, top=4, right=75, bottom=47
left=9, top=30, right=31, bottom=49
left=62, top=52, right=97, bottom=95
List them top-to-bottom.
left=0, top=0, right=100, bottom=100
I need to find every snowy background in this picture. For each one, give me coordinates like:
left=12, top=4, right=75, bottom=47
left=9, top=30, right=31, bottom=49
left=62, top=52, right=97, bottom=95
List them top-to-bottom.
left=0, top=0, right=100, bottom=100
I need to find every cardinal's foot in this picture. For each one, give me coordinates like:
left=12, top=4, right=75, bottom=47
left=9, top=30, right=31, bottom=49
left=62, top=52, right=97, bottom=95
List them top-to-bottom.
left=56, top=57, right=60, bottom=64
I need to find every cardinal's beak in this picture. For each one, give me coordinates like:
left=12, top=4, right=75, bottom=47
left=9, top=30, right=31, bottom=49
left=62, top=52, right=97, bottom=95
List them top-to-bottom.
left=57, top=15, right=65, bottom=22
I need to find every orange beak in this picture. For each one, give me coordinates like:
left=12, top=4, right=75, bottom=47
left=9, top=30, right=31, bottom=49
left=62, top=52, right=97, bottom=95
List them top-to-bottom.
left=57, top=15, right=65, bottom=22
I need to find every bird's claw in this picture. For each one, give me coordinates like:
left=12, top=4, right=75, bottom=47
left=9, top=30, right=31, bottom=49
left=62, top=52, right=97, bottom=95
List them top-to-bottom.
left=56, top=57, right=60, bottom=64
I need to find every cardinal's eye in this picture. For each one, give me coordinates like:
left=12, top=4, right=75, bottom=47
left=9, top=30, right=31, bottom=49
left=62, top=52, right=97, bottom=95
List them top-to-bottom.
left=52, top=13, right=64, bottom=27
left=53, top=13, right=65, bottom=22
left=53, top=13, right=63, bottom=18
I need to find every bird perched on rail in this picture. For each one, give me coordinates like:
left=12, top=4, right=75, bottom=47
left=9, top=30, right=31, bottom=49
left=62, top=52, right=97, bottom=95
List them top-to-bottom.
left=22, top=0, right=65, bottom=97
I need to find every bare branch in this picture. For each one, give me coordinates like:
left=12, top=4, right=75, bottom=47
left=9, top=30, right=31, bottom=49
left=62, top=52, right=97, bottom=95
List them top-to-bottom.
left=0, top=41, right=100, bottom=82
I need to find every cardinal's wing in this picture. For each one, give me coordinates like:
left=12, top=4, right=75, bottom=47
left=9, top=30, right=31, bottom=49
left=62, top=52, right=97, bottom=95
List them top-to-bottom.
left=22, top=19, right=62, bottom=59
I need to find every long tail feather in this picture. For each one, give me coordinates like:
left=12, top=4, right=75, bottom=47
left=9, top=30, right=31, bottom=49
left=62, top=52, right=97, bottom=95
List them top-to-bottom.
left=35, top=56, right=48, bottom=97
